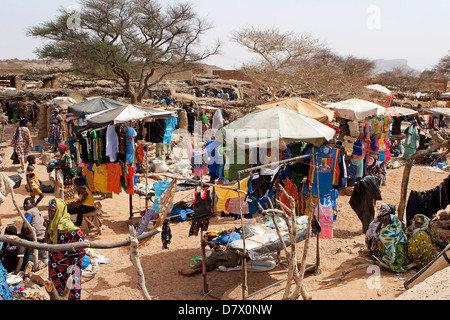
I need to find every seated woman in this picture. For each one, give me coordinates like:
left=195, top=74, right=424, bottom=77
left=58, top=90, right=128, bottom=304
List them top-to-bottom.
left=67, top=176, right=95, bottom=227
left=47, top=198, right=86, bottom=300
left=366, top=203, right=396, bottom=254
left=375, top=213, right=410, bottom=273
left=406, top=214, right=438, bottom=269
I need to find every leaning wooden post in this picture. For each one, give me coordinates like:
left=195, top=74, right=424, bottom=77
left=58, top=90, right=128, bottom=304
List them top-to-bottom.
left=397, top=159, right=413, bottom=223
left=10, top=188, right=39, bottom=272
left=128, top=226, right=152, bottom=300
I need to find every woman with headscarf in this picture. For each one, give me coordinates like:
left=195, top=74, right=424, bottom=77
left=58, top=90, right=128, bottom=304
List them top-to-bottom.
left=10, top=118, right=33, bottom=171
left=56, top=144, right=77, bottom=205
left=47, top=198, right=86, bottom=300
left=376, top=213, right=410, bottom=273
left=406, top=214, right=438, bottom=269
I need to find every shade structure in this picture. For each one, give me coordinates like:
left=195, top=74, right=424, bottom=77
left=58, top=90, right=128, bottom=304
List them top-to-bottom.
left=364, top=84, right=392, bottom=96
left=68, top=97, right=128, bottom=117
left=254, top=98, right=335, bottom=124
left=325, top=98, right=385, bottom=121
left=86, top=104, right=174, bottom=127
left=384, top=106, right=418, bottom=117
left=215, top=107, right=336, bottom=149
left=425, top=108, right=450, bottom=117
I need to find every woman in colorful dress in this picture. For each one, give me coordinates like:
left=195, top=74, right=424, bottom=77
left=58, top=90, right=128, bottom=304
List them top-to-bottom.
left=10, top=118, right=33, bottom=171
left=47, top=198, right=86, bottom=300
left=376, top=213, right=410, bottom=273
left=406, top=214, right=438, bottom=269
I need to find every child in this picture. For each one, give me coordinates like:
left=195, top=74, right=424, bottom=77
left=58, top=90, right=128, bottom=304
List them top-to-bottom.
left=26, top=155, right=44, bottom=206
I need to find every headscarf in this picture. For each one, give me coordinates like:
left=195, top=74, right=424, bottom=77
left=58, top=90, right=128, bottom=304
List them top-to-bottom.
left=59, top=144, right=68, bottom=152
left=47, top=198, right=79, bottom=244
left=378, top=214, right=408, bottom=265
left=407, top=214, right=433, bottom=237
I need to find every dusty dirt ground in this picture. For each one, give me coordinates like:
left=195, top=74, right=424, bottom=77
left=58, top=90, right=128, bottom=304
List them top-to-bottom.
left=0, top=123, right=448, bottom=301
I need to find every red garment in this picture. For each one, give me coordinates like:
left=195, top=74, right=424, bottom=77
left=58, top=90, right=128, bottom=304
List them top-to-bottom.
left=106, top=163, right=122, bottom=194
left=125, top=164, right=135, bottom=195
left=281, top=178, right=299, bottom=216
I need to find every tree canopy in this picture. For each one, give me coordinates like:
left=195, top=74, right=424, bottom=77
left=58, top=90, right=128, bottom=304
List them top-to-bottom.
left=28, top=0, right=219, bottom=103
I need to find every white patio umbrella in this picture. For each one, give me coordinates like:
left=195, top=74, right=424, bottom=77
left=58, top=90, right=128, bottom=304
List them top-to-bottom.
left=365, top=84, right=392, bottom=96
left=325, top=98, right=385, bottom=121
left=215, top=107, right=336, bottom=149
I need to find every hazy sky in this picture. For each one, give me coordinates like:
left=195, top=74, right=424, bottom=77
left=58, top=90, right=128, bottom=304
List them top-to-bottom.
left=0, top=0, right=449, bottom=72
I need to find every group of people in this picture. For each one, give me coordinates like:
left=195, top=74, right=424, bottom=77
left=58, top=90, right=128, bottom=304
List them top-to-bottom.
left=1, top=108, right=95, bottom=300
left=1, top=196, right=86, bottom=300
left=366, top=203, right=444, bottom=273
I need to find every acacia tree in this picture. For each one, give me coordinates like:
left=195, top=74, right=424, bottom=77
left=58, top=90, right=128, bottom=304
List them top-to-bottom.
left=28, top=0, right=219, bottom=103
left=232, top=27, right=321, bottom=99
left=233, top=27, right=374, bottom=101
left=433, top=51, right=450, bottom=79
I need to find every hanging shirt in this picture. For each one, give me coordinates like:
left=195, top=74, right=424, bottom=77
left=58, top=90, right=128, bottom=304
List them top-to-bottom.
left=163, top=116, right=178, bottom=144
left=106, top=124, right=119, bottom=162
left=125, top=126, right=137, bottom=164
left=304, top=146, right=341, bottom=197
left=106, top=163, right=122, bottom=194
left=82, top=164, right=96, bottom=193
left=93, top=164, right=109, bottom=193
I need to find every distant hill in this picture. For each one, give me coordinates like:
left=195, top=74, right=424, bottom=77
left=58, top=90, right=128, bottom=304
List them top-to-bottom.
left=372, top=59, right=417, bottom=74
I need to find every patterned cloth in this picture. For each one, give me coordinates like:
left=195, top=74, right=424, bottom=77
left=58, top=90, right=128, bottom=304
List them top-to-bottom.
left=10, top=126, right=33, bottom=168
left=60, top=153, right=76, bottom=204
left=378, top=214, right=410, bottom=272
left=406, top=214, right=438, bottom=269
left=48, top=229, right=86, bottom=300
left=0, top=257, right=12, bottom=300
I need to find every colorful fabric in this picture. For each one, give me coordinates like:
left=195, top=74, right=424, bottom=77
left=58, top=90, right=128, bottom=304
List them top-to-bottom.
left=10, top=126, right=33, bottom=167
left=305, top=146, right=341, bottom=197
left=106, top=163, right=122, bottom=194
left=48, top=198, right=79, bottom=244
left=378, top=214, right=410, bottom=272
left=406, top=214, right=438, bottom=269
left=161, top=219, right=172, bottom=249
left=48, top=229, right=85, bottom=300
left=0, top=258, right=12, bottom=300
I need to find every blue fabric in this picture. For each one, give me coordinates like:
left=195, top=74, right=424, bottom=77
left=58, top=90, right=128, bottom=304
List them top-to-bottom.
left=163, top=116, right=178, bottom=144
left=125, top=126, right=137, bottom=163
left=205, top=140, right=222, bottom=180
left=304, top=146, right=341, bottom=198
left=152, top=180, right=173, bottom=212
left=213, top=232, right=241, bottom=245
left=0, top=259, right=12, bottom=300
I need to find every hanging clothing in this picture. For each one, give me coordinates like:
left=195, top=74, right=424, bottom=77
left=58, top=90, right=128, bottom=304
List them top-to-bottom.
left=163, top=116, right=178, bottom=144
left=106, top=124, right=119, bottom=162
left=403, top=124, right=419, bottom=160
left=125, top=126, right=137, bottom=164
left=304, top=146, right=341, bottom=198
left=106, top=163, right=122, bottom=195
left=349, top=175, right=382, bottom=233
left=405, top=183, right=448, bottom=227
left=189, top=188, right=213, bottom=236
left=161, top=219, right=172, bottom=249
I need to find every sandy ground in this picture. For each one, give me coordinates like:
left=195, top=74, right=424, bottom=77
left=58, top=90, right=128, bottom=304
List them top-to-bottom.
left=0, top=123, right=449, bottom=301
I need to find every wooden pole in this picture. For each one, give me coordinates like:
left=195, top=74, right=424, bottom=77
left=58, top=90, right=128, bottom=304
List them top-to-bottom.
left=238, top=172, right=247, bottom=300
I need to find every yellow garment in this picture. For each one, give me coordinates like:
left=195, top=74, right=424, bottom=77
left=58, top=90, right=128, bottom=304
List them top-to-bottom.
left=93, top=164, right=109, bottom=193
left=82, top=166, right=96, bottom=193
left=26, top=168, right=42, bottom=196
left=215, top=176, right=250, bottom=213
left=81, top=186, right=95, bottom=207
left=48, top=198, right=79, bottom=244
